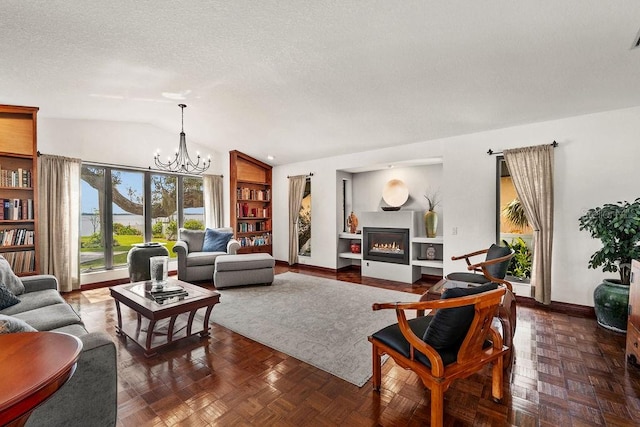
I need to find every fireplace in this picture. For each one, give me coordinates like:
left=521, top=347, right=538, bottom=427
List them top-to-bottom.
left=363, top=227, right=410, bottom=265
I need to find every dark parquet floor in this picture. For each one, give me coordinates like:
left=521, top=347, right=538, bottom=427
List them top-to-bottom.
left=62, top=266, right=640, bottom=426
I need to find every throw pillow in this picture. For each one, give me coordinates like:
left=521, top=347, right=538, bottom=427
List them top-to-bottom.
left=202, top=228, right=233, bottom=252
left=484, top=244, right=512, bottom=280
left=0, top=255, right=24, bottom=295
left=0, top=282, right=20, bottom=310
left=423, top=282, right=498, bottom=351
left=0, top=314, right=36, bottom=334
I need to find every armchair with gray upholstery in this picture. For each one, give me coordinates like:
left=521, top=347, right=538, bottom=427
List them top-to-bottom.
left=172, top=227, right=241, bottom=282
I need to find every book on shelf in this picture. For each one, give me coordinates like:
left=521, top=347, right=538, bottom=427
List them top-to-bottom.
left=0, top=167, right=32, bottom=188
left=0, top=199, right=34, bottom=220
left=1, top=250, right=35, bottom=273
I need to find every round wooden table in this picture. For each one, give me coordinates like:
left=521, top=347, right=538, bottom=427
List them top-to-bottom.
left=0, top=332, right=83, bottom=426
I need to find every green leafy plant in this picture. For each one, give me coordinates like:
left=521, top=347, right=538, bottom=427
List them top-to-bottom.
left=502, top=198, right=529, bottom=231
left=578, top=198, right=640, bottom=284
left=183, top=219, right=204, bottom=230
left=152, top=221, right=164, bottom=238
left=504, top=237, right=532, bottom=280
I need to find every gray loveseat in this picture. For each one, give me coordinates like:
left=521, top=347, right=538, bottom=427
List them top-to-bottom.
left=173, top=227, right=241, bottom=282
left=1, top=274, right=117, bottom=427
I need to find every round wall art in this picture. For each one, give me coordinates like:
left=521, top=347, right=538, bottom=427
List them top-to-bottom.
left=382, top=179, right=409, bottom=210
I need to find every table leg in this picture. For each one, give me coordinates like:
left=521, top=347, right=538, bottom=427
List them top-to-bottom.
left=114, top=300, right=123, bottom=335
left=200, top=305, right=215, bottom=337
left=167, top=316, right=178, bottom=343
left=145, top=319, right=157, bottom=357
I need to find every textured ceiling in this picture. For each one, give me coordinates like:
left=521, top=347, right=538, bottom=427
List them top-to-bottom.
left=2, top=1, right=640, bottom=165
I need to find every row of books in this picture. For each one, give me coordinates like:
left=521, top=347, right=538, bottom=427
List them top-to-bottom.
left=0, top=167, right=32, bottom=188
left=236, top=187, right=270, bottom=201
left=0, top=198, right=34, bottom=220
left=236, top=203, right=270, bottom=218
left=237, top=221, right=271, bottom=233
left=1, top=228, right=35, bottom=246
left=238, top=233, right=271, bottom=247
left=1, top=250, right=35, bottom=273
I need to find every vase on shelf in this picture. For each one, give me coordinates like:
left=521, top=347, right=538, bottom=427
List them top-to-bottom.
left=424, top=210, right=438, bottom=238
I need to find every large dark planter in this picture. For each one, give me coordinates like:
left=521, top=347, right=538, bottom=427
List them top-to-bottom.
left=593, top=279, right=629, bottom=333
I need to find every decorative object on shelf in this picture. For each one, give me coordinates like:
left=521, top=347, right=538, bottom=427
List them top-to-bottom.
left=153, top=104, right=211, bottom=174
left=382, top=179, right=409, bottom=211
left=424, top=190, right=441, bottom=238
left=579, top=198, right=640, bottom=332
left=347, top=211, right=359, bottom=233
left=350, top=241, right=361, bottom=254
left=426, top=244, right=436, bottom=260
left=149, top=256, right=169, bottom=286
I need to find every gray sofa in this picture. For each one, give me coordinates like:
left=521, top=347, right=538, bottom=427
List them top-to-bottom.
left=173, top=227, right=241, bottom=282
left=1, top=275, right=117, bottom=427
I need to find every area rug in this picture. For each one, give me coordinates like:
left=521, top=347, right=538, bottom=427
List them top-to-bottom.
left=209, top=272, right=419, bottom=387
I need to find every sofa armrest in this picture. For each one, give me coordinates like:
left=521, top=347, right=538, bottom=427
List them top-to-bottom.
left=227, top=239, right=241, bottom=255
left=173, top=240, right=188, bottom=256
left=20, top=275, right=59, bottom=293
left=28, top=331, right=117, bottom=427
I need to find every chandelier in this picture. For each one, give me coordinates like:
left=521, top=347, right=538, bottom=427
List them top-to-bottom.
left=153, top=104, right=211, bottom=174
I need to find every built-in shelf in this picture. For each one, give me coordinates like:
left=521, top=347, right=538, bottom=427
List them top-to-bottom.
left=338, top=232, right=362, bottom=240
left=411, top=236, right=443, bottom=244
left=338, top=252, right=362, bottom=260
left=412, top=259, right=444, bottom=268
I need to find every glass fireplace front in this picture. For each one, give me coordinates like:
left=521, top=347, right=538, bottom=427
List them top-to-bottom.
left=363, top=227, right=410, bottom=265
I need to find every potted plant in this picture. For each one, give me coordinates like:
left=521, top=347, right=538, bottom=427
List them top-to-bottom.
left=578, top=198, right=640, bottom=332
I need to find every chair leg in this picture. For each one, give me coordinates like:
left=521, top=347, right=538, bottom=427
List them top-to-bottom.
left=372, top=344, right=381, bottom=391
left=491, top=356, right=504, bottom=402
left=430, top=384, right=444, bottom=427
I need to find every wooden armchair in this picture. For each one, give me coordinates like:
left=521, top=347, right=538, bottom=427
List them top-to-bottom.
left=447, top=244, right=515, bottom=291
left=368, top=283, right=508, bottom=427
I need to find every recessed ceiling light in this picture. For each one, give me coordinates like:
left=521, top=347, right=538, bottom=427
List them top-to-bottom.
left=162, top=90, right=192, bottom=100
left=267, top=155, right=275, bottom=161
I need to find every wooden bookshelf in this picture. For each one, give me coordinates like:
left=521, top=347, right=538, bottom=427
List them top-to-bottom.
left=0, top=105, right=39, bottom=275
left=229, top=150, right=272, bottom=255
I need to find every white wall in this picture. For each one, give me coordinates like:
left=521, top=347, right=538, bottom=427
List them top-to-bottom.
left=273, top=106, right=640, bottom=307
left=37, top=107, right=640, bottom=305
left=351, top=164, right=444, bottom=237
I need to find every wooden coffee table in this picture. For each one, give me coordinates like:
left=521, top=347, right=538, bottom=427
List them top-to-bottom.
left=110, top=279, right=220, bottom=357
left=0, top=332, right=82, bottom=426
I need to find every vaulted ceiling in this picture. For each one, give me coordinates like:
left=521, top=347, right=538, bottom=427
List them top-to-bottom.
left=2, top=1, right=640, bottom=165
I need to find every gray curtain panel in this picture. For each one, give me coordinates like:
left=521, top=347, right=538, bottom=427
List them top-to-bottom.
left=504, top=144, right=554, bottom=305
left=38, top=154, right=82, bottom=292
left=204, top=174, right=223, bottom=228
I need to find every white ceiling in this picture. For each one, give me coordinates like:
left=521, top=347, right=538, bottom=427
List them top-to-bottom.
left=2, top=1, right=640, bottom=165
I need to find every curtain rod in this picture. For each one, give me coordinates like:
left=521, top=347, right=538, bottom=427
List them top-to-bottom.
left=487, top=140, right=558, bottom=156
left=37, top=151, right=222, bottom=177
left=287, top=172, right=314, bottom=178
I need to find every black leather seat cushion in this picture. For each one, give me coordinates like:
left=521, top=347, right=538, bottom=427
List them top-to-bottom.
left=371, top=316, right=459, bottom=368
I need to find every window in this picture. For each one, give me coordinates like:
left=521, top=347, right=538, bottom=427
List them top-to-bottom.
left=496, top=157, right=533, bottom=281
left=80, top=165, right=203, bottom=272
left=298, top=177, right=311, bottom=256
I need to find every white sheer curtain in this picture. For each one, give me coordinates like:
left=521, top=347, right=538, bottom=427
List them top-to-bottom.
left=504, top=144, right=554, bottom=305
left=38, top=154, right=81, bottom=292
left=203, top=174, right=223, bottom=228
left=288, top=175, right=307, bottom=265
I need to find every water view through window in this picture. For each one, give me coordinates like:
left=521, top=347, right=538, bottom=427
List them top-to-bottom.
left=81, top=166, right=203, bottom=273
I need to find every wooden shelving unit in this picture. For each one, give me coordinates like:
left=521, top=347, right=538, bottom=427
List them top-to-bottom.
left=0, top=104, right=39, bottom=275
left=229, top=150, right=272, bottom=255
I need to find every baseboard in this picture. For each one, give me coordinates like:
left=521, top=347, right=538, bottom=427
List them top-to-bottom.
left=515, top=295, right=595, bottom=318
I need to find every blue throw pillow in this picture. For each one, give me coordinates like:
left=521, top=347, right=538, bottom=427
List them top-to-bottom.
left=202, top=228, right=233, bottom=252
left=0, top=282, right=20, bottom=310
left=422, top=282, right=498, bottom=351
left=0, top=314, right=36, bottom=334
